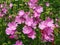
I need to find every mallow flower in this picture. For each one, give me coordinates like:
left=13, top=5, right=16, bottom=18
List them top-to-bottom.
left=30, top=0, right=38, bottom=4
left=28, top=2, right=37, bottom=9
left=46, top=2, right=50, bottom=7
left=9, top=3, right=13, bottom=8
left=0, top=4, right=3, bottom=8
left=35, top=6, right=43, bottom=13
left=2, top=8, right=7, bottom=14
left=18, top=10, right=25, bottom=17
left=33, top=11, right=40, bottom=17
left=0, top=12, right=4, bottom=17
left=15, top=15, right=25, bottom=24
left=25, top=17, right=33, bottom=26
left=39, top=17, right=55, bottom=30
left=39, top=17, right=55, bottom=42
left=6, top=22, right=18, bottom=35
left=8, top=22, right=18, bottom=30
left=22, top=25, right=36, bottom=39
left=22, top=26, right=32, bottom=34
left=41, top=27, right=54, bottom=42
left=5, top=28, right=16, bottom=35
left=27, top=30, right=36, bottom=39
left=9, top=34, right=18, bottom=39
left=14, top=40, right=23, bottom=45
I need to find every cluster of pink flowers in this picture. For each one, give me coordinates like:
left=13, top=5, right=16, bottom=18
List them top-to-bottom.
left=5, top=0, right=57, bottom=45
left=0, top=3, right=13, bottom=18
left=39, top=17, right=55, bottom=42
left=5, top=22, right=18, bottom=39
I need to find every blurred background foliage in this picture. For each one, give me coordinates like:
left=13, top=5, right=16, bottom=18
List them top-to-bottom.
left=0, top=0, right=60, bottom=45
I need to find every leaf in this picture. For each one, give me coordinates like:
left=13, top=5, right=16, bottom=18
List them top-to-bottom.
left=54, top=28, right=59, bottom=36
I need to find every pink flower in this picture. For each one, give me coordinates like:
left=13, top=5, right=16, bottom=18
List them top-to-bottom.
left=30, top=0, right=38, bottom=3
left=28, top=2, right=36, bottom=8
left=46, top=2, right=50, bottom=7
left=9, top=3, right=13, bottom=8
left=0, top=4, right=3, bottom=8
left=35, top=6, right=43, bottom=13
left=2, top=8, right=7, bottom=14
left=18, top=10, right=25, bottom=17
left=33, top=11, right=40, bottom=17
left=0, top=12, right=4, bottom=17
left=23, top=12, right=30, bottom=19
left=8, top=15, right=12, bottom=19
left=15, top=16, right=25, bottom=24
left=25, top=17, right=33, bottom=26
left=31, top=17, right=41, bottom=29
left=39, top=17, right=55, bottom=30
left=39, top=17, right=54, bottom=42
left=31, top=21, right=37, bottom=29
left=39, top=21, right=46, bottom=30
left=6, top=22, right=17, bottom=35
left=8, top=22, right=18, bottom=30
left=22, top=25, right=36, bottom=39
left=22, top=26, right=32, bottom=34
left=41, top=27, right=54, bottom=42
left=5, top=28, right=15, bottom=35
left=28, top=30, right=36, bottom=39
left=9, top=34, right=18, bottom=39
left=42, top=34, right=54, bottom=42
left=9, top=35, right=15, bottom=39
left=14, top=40, right=23, bottom=45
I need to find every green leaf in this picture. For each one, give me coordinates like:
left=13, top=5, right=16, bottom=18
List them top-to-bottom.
left=54, top=28, right=59, bottom=36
